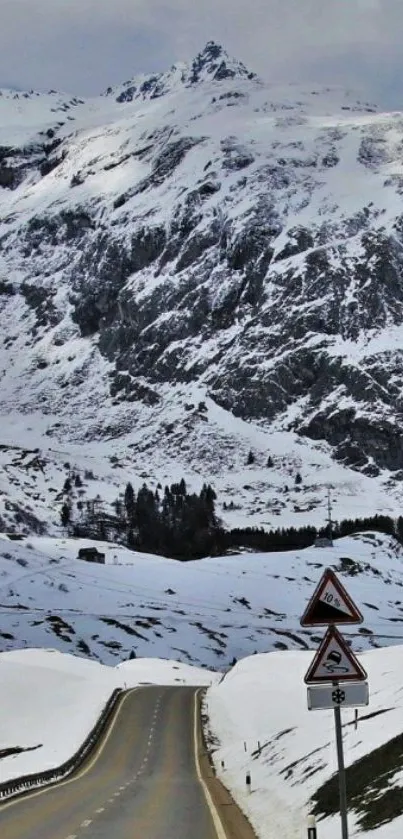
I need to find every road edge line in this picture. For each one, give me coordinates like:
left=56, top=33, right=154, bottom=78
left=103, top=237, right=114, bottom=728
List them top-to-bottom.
left=0, top=688, right=138, bottom=812
left=194, top=689, right=227, bottom=839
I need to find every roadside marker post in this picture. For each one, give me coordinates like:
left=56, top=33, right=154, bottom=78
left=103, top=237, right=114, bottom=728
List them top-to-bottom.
left=301, top=567, right=369, bottom=839
left=307, top=814, right=317, bottom=839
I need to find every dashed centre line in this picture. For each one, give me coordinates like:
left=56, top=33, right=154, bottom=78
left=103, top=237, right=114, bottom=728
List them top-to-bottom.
left=64, top=701, right=162, bottom=839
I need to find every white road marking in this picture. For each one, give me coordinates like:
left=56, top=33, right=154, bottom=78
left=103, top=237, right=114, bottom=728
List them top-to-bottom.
left=194, top=691, right=227, bottom=839
left=95, top=808, right=105, bottom=814
left=81, top=819, right=92, bottom=828
left=65, top=835, right=77, bottom=838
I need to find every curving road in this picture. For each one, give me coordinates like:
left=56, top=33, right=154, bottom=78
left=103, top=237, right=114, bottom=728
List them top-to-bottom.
left=0, top=686, right=254, bottom=839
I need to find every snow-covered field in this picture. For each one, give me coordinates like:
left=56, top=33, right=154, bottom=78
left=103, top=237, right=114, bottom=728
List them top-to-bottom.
left=0, top=522, right=402, bottom=838
left=0, top=531, right=402, bottom=666
left=206, top=646, right=403, bottom=839
left=0, top=648, right=216, bottom=783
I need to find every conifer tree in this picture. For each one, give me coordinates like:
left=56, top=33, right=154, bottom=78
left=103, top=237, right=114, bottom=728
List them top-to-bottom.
left=124, top=482, right=135, bottom=522
left=60, top=502, right=71, bottom=528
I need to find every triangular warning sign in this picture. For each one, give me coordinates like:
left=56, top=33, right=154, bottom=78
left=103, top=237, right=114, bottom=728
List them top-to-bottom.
left=300, top=568, right=363, bottom=627
left=304, top=626, right=367, bottom=684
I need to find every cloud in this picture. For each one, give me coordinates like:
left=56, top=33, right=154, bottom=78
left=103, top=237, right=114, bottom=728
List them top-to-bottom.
left=0, top=0, right=402, bottom=107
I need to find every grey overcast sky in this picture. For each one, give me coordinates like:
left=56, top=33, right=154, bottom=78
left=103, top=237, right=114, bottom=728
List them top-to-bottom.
left=1, top=0, right=402, bottom=108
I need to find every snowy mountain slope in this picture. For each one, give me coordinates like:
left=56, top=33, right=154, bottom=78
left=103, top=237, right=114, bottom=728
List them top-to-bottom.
left=2, top=43, right=403, bottom=531
left=0, top=400, right=401, bottom=539
left=0, top=531, right=402, bottom=666
left=206, top=646, right=403, bottom=839
left=0, top=648, right=216, bottom=783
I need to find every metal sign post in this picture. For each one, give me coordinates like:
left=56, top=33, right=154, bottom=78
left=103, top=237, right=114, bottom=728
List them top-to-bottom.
left=301, top=567, right=370, bottom=839
left=334, top=700, right=348, bottom=839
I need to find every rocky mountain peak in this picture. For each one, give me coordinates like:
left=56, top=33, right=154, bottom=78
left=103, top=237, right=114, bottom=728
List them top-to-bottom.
left=188, top=40, right=258, bottom=84
left=108, top=41, right=258, bottom=103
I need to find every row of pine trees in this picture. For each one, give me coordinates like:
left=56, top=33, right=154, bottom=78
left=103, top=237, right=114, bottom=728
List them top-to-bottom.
left=61, top=472, right=403, bottom=559
left=65, top=479, right=219, bottom=559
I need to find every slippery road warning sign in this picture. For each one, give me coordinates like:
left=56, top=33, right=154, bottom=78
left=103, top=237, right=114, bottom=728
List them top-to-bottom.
left=301, top=565, right=368, bottom=839
left=300, top=568, right=363, bottom=627
left=304, top=626, right=368, bottom=684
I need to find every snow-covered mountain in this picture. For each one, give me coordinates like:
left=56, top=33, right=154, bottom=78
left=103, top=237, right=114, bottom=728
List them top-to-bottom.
left=2, top=41, right=403, bottom=530
left=0, top=531, right=402, bottom=666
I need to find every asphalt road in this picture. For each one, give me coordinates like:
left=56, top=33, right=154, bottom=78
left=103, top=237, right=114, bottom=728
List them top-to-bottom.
left=0, top=686, right=241, bottom=839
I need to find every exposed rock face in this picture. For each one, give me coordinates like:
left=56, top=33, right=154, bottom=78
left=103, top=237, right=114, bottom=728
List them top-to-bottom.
left=1, top=45, right=403, bottom=477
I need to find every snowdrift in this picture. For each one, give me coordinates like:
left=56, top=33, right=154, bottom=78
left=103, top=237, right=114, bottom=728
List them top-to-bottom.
left=206, top=647, right=403, bottom=839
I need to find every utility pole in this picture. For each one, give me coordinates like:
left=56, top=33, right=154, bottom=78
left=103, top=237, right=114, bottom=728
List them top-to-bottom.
left=327, top=488, right=333, bottom=545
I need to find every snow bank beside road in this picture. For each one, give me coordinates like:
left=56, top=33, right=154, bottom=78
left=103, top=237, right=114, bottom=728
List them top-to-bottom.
left=0, top=648, right=217, bottom=783
left=206, top=648, right=403, bottom=839
left=0, top=649, right=117, bottom=783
